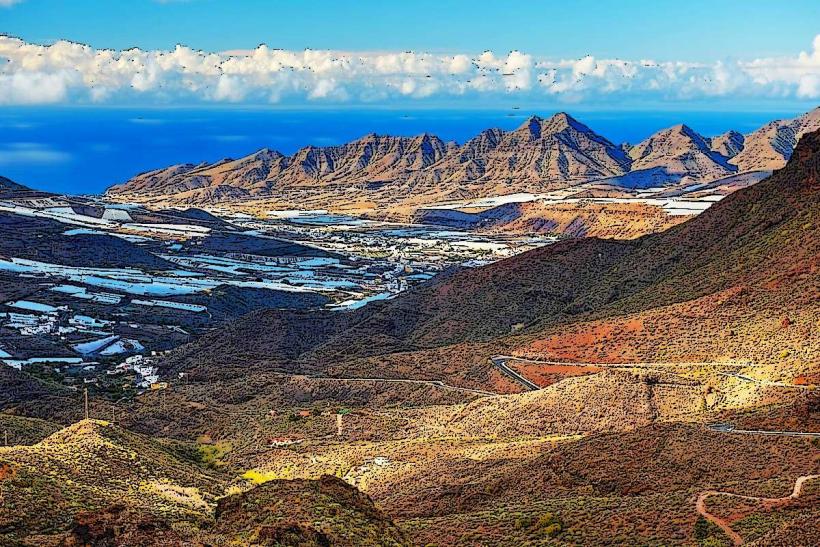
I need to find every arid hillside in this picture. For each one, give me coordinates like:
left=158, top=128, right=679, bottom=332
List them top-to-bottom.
left=730, top=106, right=820, bottom=171
left=624, top=123, right=735, bottom=186
left=160, top=127, right=820, bottom=395
left=415, top=199, right=692, bottom=239
left=230, top=397, right=819, bottom=546
left=0, top=419, right=410, bottom=546
left=0, top=419, right=224, bottom=541
left=214, top=475, right=409, bottom=546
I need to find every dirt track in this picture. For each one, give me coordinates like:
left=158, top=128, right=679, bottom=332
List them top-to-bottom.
left=695, top=474, right=820, bottom=545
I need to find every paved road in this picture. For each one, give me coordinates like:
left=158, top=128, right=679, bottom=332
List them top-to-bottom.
left=487, top=354, right=738, bottom=391
left=493, top=355, right=754, bottom=369
left=489, top=356, right=541, bottom=391
left=696, top=474, right=820, bottom=545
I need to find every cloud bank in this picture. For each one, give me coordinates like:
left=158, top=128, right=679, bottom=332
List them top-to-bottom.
left=1, top=35, right=819, bottom=106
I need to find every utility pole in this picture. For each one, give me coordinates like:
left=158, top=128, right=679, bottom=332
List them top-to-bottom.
left=83, top=388, right=89, bottom=421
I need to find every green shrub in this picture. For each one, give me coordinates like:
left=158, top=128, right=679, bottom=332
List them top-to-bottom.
left=197, top=439, right=232, bottom=468
left=241, top=469, right=277, bottom=485
left=534, top=512, right=563, bottom=538
left=514, top=515, right=534, bottom=529
left=694, top=515, right=710, bottom=541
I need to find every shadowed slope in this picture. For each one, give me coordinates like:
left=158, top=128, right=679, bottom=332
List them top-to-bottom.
left=162, top=129, right=820, bottom=386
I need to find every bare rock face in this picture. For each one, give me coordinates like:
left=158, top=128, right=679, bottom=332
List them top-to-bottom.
left=730, top=107, right=820, bottom=171
left=107, top=112, right=631, bottom=205
left=462, top=113, right=631, bottom=183
left=627, top=123, right=735, bottom=181
left=710, top=130, right=745, bottom=158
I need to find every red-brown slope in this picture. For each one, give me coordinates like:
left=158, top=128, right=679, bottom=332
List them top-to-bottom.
left=162, top=129, right=820, bottom=383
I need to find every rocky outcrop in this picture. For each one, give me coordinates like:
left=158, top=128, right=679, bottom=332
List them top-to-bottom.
left=730, top=107, right=820, bottom=171
left=709, top=130, right=745, bottom=158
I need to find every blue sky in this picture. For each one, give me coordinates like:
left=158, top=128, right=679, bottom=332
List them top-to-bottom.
left=2, top=0, right=819, bottom=62
left=1, top=1, right=819, bottom=108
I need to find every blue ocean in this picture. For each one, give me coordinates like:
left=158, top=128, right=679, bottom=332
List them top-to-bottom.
left=0, top=107, right=807, bottom=195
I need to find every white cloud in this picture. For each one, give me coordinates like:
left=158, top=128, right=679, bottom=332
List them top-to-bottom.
left=0, top=0, right=25, bottom=7
left=0, top=35, right=819, bottom=105
left=0, top=71, right=74, bottom=104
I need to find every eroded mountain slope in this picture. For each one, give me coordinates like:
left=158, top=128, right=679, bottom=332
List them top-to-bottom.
left=161, top=128, right=820, bottom=391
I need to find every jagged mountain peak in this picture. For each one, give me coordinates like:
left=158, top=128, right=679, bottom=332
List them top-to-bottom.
left=107, top=108, right=820, bottom=206
left=548, top=111, right=584, bottom=129
left=514, top=112, right=590, bottom=138
left=518, top=114, right=544, bottom=125
left=514, top=115, right=545, bottom=139
left=621, top=122, right=735, bottom=185
left=631, top=123, right=714, bottom=156
left=651, top=123, right=706, bottom=143
left=721, top=129, right=744, bottom=139
left=354, top=132, right=393, bottom=143
left=412, top=132, right=444, bottom=145
left=252, top=147, right=283, bottom=159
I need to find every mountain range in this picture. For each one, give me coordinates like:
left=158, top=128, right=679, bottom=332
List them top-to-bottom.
left=107, top=108, right=820, bottom=210
left=162, top=125, right=820, bottom=396
left=121, top=127, right=820, bottom=545
left=2, top=128, right=819, bottom=545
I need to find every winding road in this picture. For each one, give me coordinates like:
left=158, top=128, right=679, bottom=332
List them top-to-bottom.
left=488, top=355, right=761, bottom=392
left=492, top=355, right=753, bottom=369
left=489, top=356, right=541, bottom=391
left=695, top=474, right=820, bottom=545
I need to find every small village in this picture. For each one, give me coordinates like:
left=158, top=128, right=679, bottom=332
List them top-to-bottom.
left=0, top=196, right=554, bottom=394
